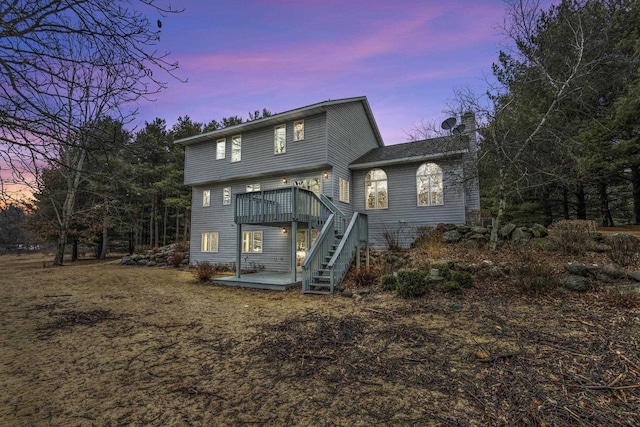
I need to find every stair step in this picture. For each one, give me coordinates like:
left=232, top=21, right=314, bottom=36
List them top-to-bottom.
left=313, top=276, right=331, bottom=283
left=310, top=281, right=332, bottom=287
left=304, top=290, right=332, bottom=295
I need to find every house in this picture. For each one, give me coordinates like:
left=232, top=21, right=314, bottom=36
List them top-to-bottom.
left=177, top=96, right=479, bottom=293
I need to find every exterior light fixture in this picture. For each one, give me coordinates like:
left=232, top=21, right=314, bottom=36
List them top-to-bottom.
left=323, top=171, right=329, bottom=179
left=282, top=177, right=288, bottom=184
left=281, top=227, right=288, bottom=234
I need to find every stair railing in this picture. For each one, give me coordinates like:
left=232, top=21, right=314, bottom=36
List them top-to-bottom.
left=319, top=194, right=348, bottom=235
left=325, top=212, right=368, bottom=290
left=301, top=213, right=335, bottom=292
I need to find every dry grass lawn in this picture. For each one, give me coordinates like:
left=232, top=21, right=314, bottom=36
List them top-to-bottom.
left=1, top=248, right=639, bottom=426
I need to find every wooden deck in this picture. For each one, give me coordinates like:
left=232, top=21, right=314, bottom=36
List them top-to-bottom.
left=211, top=271, right=301, bottom=291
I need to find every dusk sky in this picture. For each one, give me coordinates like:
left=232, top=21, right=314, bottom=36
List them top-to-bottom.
left=135, top=0, right=519, bottom=144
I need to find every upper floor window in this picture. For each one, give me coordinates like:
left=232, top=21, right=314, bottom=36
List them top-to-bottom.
left=294, top=120, right=304, bottom=141
left=274, top=124, right=286, bottom=154
left=231, top=135, right=241, bottom=162
left=216, top=138, right=226, bottom=159
left=417, top=163, right=443, bottom=206
left=365, top=168, right=388, bottom=209
left=339, top=178, right=350, bottom=203
left=246, top=183, right=261, bottom=192
left=223, top=187, right=231, bottom=205
left=202, top=190, right=211, bottom=207
left=242, top=230, right=263, bottom=253
left=201, top=232, right=219, bottom=252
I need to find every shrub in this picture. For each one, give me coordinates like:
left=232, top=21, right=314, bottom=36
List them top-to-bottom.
left=547, top=220, right=597, bottom=255
left=411, top=225, right=445, bottom=257
left=607, top=233, right=640, bottom=267
left=174, top=240, right=190, bottom=253
left=167, top=253, right=184, bottom=268
left=431, top=261, right=452, bottom=280
left=512, top=261, right=557, bottom=294
left=193, top=262, right=216, bottom=282
left=351, top=267, right=380, bottom=288
left=396, top=268, right=429, bottom=298
left=452, top=271, right=474, bottom=288
left=381, top=275, right=398, bottom=291
left=441, top=281, right=463, bottom=294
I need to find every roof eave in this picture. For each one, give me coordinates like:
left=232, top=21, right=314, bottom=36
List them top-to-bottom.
left=175, top=96, right=372, bottom=146
left=349, top=149, right=468, bottom=170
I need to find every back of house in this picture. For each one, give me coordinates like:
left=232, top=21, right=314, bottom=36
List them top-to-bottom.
left=177, top=96, right=479, bottom=290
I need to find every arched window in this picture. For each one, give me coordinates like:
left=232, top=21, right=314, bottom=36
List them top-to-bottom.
left=417, top=163, right=443, bottom=206
left=365, top=168, right=388, bottom=209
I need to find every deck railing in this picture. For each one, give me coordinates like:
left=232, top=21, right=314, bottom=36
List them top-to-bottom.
left=235, top=187, right=331, bottom=226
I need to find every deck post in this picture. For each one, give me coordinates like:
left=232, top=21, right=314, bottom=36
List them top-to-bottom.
left=291, top=221, right=297, bottom=282
left=236, top=224, right=242, bottom=278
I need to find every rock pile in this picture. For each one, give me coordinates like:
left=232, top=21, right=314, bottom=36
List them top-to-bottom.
left=120, top=243, right=190, bottom=268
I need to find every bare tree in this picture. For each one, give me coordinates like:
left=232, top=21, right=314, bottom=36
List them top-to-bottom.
left=0, top=0, right=182, bottom=264
left=0, top=0, right=181, bottom=201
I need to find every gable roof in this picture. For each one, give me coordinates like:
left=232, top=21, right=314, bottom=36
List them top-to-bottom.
left=175, top=96, right=384, bottom=147
left=349, top=135, right=469, bottom=170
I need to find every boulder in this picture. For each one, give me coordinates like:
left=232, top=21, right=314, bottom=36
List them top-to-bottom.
left=442, top=223, right=459, bottom=232
left=499, top=223, right=517, bottom=238
left=531, top=223, right=548, bottom=238
left=471, top=226, right=489, bottom=235
left=511, top=228, right=532, bottom=242
left=443, top=230, right=462, bottom=243
left=120, top=255, right=132, bottom=265
left=565, top=261, right=588, bottom=276
left=601, top=263, right=625, bottom=279
left=585, top=264, right=602, bottom=276
left=628, top=271, right=640, bottom=282
left=560, top=274, right=590, bottom=292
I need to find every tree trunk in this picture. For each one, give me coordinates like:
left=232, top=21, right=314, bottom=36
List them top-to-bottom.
left=53, top=148, right=87, bottom=266
left=632, top=165, right=640, bottom=225
left=489, top=167, right=507, bottom=251
left=597, top=180, right=614, bottom=227
left=575, top=183, right=587, bottom=220
left=542, top=186, right=553, bottom=226
left=562, top=186, right=570, bottom=219
left=149, top=196, right=155, bottom=247
left=99, top=197, right=109, bottom=259
left=154, top=197, right=160, bottom=248
left=162, top=204, right=167, bottom=246
left=175, top=208, right=180, bottom=243
left=183, top=211, right=190, bottom=241
left=71, top=237, right=78, bottom=262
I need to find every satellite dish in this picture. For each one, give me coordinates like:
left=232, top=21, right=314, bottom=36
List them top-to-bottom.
left=441, top=117, right=457, bottom=130
left=452, top=124, right=466, bottom=135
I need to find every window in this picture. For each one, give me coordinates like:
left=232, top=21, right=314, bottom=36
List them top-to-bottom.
left=294, top=120, right=304, bottom=141
left=274, top=124, right=286, bottom=154
left=231, top=135, right=241, bottom=162
left=216, top=138, right=226, bottom=159
left=417, top=163, right=444, bottom=206
left=365, top=169, right=388, bottom=209
left=339, top=178, right=350, bottom=203
left=246, top=183, right=261, bottom=192
left=223, top=187, right=231, bottom=205
left=202, top=190, right=210, bottom=207
left=242, top=230, right=263, bottom=253
left=201, top=232, right=218, bottom=252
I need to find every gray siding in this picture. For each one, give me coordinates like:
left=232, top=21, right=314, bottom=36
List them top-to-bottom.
left=325, top=102, right=381, bottom=216
left=184, top=114, right=328, bottom=186
left=352, top=160, right=466, bottom=249
left=190, top=170, right=331, bottom=269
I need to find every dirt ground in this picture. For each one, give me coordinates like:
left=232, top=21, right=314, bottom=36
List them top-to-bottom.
left=1, top=248, right=639, bottom=426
